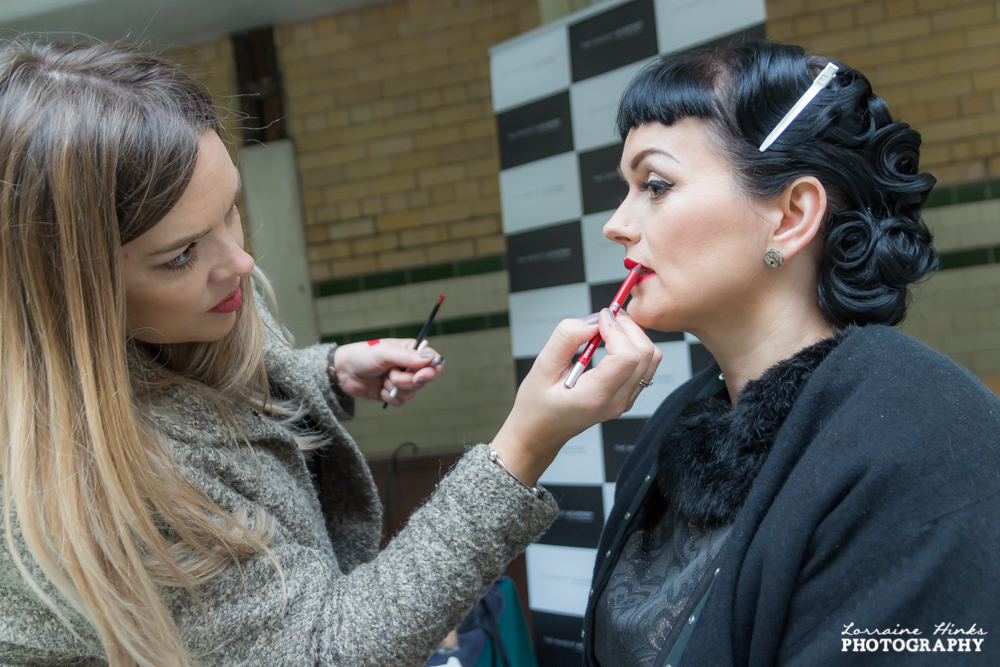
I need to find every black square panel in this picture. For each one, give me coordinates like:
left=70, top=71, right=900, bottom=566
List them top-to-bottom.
left=569, top=0, right=658, bottom=83
left=496, top=91, right=574, bottom=170
left=578, top=143, right=628, bottom=215
left=507, top=220, right=585, bottom=293
left=589, top=281, right=685, bottom=343
left=689, top=342, right=716, bottom=375
left=601, top=418, right=648, bottom=483
left=537, top=484, right=605, bottom=548
left=534, top=612, right=585, bottom=667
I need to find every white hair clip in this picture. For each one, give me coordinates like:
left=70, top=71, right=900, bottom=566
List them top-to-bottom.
left=758, top=62, right=839, bottom=152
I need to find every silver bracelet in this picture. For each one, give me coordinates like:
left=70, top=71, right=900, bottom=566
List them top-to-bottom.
left=488, top=448, right=540, bottom=497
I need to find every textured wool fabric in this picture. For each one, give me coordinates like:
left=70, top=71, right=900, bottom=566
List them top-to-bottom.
left=0, top=306, right=559, bottom=666
left=585, top=325, right=1000, bottom=666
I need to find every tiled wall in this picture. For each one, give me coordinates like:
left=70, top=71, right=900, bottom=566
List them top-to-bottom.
left=273, top=0, right=540, bottom=284
left=766, top=0, right=1000, bottom=186
left=899, top=199, right=1000, bottom=377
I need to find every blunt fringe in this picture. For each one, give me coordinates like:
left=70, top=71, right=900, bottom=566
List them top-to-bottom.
left=617, top=41, right=938, bottom=329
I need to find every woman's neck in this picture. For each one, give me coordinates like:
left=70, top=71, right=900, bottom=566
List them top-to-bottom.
left=692, top=294, right=835, bottom=405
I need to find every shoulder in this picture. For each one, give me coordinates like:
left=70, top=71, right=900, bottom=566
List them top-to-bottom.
left=818, top=324, right=999, bottom=426
left=794, top=325, right=1000, bottom=517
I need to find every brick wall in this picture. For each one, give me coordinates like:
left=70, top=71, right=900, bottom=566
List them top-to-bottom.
left=273, top=0, right=539, bottom=284
left=766, top=0, right=1000, bottom=186
left=160, top=38, right=240, bottom=146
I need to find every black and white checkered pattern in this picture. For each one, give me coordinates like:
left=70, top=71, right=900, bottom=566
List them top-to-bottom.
left=490, top=0, right=766, bottom=661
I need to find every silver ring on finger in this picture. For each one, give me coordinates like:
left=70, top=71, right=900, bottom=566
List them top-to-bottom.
left=638, top=378, right=654, bottom=388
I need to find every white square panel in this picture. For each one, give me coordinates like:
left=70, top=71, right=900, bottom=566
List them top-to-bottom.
left=654, top=0, right=766, bottom=55
left=491, top=26, right=571, bottom=113
left=569, top=57, right=655, bottom=152
left=500, top=152, right=582, bottom=235
left=581, top=210, right=626, bottom=284
left=508, top=283, right=591, bottom=358
left=593, top=340, right=691, bottom=417
left=540, top=425, right=605, bottom=485
left=603, top=482, right=617, bottom=521
left=525, top=544, right=597, bottom=617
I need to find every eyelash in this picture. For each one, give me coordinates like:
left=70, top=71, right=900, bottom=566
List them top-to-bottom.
left=637, top=177, right=673, bottom=198
left=165, top=243, right=198, bottom=271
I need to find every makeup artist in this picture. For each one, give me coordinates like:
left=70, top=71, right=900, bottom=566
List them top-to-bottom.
left=0, top=41, right=661, bottom=666
left=582, top=41, right=1000, bottom=667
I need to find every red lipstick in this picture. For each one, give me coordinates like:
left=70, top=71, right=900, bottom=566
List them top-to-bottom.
left=625, top=258, right=656, bottom=283
left=564, top=267, right=643, bottom=388
left=209, top=287, right=242, bottom=314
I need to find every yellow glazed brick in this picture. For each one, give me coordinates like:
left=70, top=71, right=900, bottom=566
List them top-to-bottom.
left=766, top=0, right=806, bottom=20
left=885, top=0, right=915, bottom=20
left=855, top=2, right=886, bottom=24
left=932, top=5, right=996, bottom=31
left=869, top=16, right=931, bottom=43
left=966, top=23, right=1000, bottom=48
left=419, top=164, right=466, bottom=187
left=430, top=184, right=457, bottom=204
left=377, top=210, right=424, bottom=232
left=400, top=224, right=449, bottom=247
left=351, top=233, right=400, bottom=256
left=475, top=234, right=507, bottom=256
left=426, top=239, right=476, bottom=264
left=378, top=248, right=427, bottom=270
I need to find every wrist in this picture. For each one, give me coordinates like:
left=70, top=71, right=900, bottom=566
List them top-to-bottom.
left=326, top=346, right=350, bottom=402
left=491, top=422, right=560, bottom=488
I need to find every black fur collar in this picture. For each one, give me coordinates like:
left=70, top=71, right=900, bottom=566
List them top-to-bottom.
left=652, top=334, right=844, bottom=528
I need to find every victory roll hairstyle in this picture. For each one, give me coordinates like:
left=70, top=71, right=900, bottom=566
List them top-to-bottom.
left=0, top=41, right=279, bottom=666
left=617, top=41, right=938, bottom=329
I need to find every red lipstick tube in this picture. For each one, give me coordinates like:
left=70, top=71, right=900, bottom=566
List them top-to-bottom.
left=564, top=266, right=642, bottom=388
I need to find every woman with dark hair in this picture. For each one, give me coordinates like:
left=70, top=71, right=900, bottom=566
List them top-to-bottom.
left=583, top=42, right=1000, bottom=666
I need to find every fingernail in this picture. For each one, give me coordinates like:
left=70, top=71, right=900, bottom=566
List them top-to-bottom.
left=602, top=308, right=616, bottom=323
left=583, top=313, right=600, bottom=325
left=416, top=340, right=429, bottom=352
left=420, top=351, right=433, bottom=358
left=430, top=355, right=444, bottom=366
left=416, top=378, right=427, bottom=385
left=388, top=386, right=398, bottom=398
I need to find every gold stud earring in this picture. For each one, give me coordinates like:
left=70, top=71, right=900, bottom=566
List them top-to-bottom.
left=764, top=248, right=783, bottom=268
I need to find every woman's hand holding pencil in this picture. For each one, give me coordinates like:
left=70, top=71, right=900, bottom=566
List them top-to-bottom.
left=330, top=337, right=444, bottom=405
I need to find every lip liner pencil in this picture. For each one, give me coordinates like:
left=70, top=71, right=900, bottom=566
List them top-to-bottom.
left=563, top=266, right=642, bottom=389
left=383, top=294, right=445, bottom=408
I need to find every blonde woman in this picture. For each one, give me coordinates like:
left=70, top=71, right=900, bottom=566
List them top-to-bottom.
left=0, top=42, right=661, bottom=666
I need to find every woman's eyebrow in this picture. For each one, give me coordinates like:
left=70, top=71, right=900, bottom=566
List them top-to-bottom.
left=630, top=148, right=681, bottom=171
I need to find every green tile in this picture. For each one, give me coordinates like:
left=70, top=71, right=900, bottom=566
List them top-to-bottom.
left=986, top=179, right=1000, bottom=199
left=955, top=181, right=988, bottom=204
left=923, top=187, right=953, bottom=209
left=938, top=248, right=990, bottom=271
left=456, top=255, right=505, bottom=276
left=409, top=264, right=455, bottom=283
left=362, top=270, right=407, bottom=290
left=314, top=276, right=362, bottom=298
left=487, top=312, right=510, bottom=328
left=441, top=315, right=490, bottom=335
left=393, top=323, right=425, bottom=339
left=320, top=333, right=348, bottom=346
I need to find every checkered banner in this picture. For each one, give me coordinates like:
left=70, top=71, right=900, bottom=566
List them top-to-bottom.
left=489, top=0, right=766, bottom=663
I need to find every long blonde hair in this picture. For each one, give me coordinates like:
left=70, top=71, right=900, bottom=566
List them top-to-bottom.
left=0, top=41, right=283, bottom=665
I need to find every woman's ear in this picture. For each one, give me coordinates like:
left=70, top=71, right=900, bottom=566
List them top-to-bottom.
left=770, top=176, right=827, bottom=261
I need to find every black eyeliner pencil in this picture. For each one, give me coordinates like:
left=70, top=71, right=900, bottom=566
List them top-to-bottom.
left=383, top=294, right=445, bottom=408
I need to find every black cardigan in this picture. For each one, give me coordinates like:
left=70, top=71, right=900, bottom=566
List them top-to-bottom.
left=583, top=325, right=1000, bottom=666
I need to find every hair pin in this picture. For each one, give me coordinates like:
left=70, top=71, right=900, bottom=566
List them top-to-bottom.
left=759, top=62, right=839, bottom=152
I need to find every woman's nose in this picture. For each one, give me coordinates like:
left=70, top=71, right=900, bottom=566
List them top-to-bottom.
left=604, top=199, right=638, bottom=245
left=210, top=232, right=255, bottom=283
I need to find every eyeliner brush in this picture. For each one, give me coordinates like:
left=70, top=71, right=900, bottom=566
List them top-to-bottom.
left=383, top=294, right=445, bottom=408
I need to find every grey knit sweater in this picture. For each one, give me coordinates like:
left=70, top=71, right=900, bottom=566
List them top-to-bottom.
left=0, top=312, right=559, bottom=666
